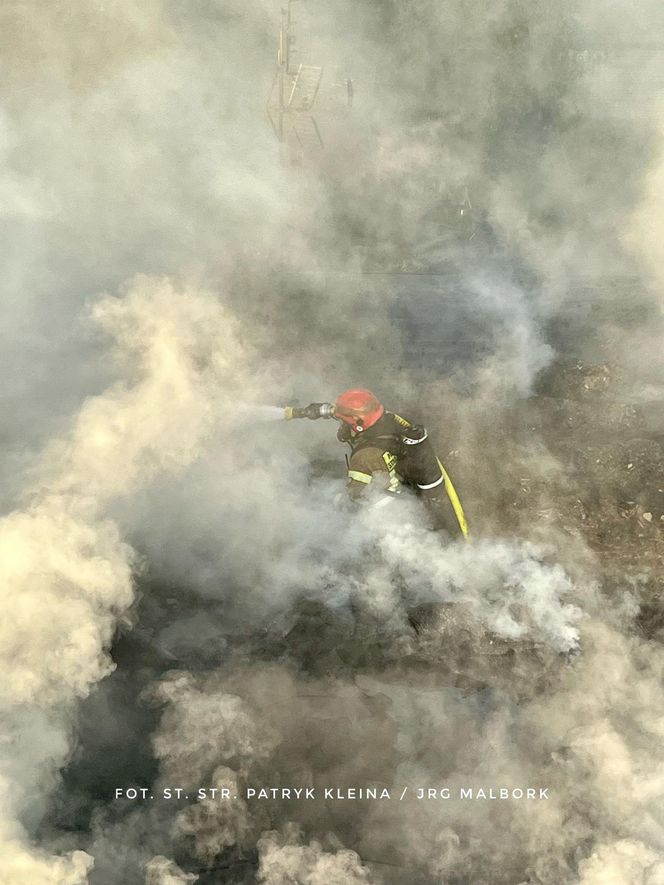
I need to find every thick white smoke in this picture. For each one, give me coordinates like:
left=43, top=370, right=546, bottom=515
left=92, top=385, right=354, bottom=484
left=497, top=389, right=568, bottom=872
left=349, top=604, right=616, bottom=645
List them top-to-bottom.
left=2, top=0, right=664, bottom=882
left=0, top=276, right=253, bottom=880
left=2, top=276, right=249, bottom=706
left=257, top=825, right=374, bottom=884
left=144, top=856, right=198, bottom=885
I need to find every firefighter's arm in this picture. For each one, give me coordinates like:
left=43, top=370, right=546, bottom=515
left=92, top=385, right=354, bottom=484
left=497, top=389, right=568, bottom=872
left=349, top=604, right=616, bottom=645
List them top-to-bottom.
left=402, top=424, right=445, bottom=493
left=346, top=447, right=391, bottom=500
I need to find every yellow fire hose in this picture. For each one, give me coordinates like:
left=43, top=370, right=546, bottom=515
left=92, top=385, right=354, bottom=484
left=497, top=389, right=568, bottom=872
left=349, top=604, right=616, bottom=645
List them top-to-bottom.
left=437, top=458, right=470, bottom=539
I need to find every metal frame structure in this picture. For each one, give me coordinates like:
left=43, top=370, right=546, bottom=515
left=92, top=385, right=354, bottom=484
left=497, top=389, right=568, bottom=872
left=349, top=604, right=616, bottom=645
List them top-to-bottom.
left=266, top=1, right=324, bottom=150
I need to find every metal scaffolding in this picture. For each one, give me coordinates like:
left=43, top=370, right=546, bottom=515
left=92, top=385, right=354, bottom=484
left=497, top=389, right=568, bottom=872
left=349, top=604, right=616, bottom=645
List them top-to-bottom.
left=266, top=1, right=324, bottom=151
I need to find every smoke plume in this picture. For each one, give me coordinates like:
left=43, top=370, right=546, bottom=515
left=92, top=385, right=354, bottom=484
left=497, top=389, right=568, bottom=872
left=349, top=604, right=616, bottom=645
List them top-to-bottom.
left=2, top=0, right=664, bottom=883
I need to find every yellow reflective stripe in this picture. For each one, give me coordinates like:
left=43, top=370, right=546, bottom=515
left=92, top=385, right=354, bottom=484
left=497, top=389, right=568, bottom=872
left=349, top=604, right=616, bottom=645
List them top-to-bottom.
left=382, top=452, right=401, bottom=491
left=382, top=452, right=398, bottom=471
left=436, top=458, right=470, bottom=540
left=348, top=470, right=372, bottom=484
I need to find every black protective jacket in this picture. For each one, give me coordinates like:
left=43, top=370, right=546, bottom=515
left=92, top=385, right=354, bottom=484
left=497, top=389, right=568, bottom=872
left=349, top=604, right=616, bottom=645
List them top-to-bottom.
left=338, top=411, right=444, bottom=499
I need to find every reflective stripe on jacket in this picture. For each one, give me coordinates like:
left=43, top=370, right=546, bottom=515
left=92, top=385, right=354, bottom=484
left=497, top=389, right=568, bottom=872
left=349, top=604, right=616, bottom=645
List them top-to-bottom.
left=343, top=411, right=443, bottom=499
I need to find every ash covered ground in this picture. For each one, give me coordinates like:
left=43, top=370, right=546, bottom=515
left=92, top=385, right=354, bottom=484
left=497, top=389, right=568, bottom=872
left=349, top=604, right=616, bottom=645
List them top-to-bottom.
left=2, top=1, right=664, bottom=884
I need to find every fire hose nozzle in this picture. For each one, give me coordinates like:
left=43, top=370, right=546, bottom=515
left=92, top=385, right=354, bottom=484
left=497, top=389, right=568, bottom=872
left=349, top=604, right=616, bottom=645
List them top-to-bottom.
left=284, top=403, right=335, bottom=420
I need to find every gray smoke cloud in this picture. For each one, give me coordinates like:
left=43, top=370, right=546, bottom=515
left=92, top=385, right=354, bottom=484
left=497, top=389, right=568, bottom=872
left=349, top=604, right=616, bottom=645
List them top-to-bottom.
left=2, top=0, right=664, bottom=882
left=257, top=825, right=374, bottom=884
left=145, top=856, right=198, bottom=885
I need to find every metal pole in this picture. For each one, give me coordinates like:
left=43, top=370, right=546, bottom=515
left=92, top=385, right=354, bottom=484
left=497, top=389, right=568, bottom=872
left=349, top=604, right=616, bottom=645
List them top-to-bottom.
left=277, top=7, right=288, bottom=141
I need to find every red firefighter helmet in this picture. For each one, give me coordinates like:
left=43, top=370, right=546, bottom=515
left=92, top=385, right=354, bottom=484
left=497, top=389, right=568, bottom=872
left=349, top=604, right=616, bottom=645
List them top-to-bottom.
left=334, top=389, right=384, bottom=430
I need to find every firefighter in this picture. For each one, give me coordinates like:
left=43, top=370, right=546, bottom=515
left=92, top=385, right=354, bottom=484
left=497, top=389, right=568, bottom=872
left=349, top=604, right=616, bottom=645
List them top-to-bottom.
left=285, top=389, right=468, bottom=539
